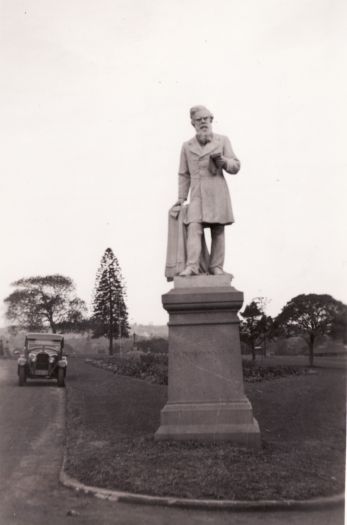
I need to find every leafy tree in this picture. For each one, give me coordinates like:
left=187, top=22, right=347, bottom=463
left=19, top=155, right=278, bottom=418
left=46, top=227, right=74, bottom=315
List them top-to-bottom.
left=92, top=248, right=130, bottom=355
left=4, top=275, right=87, bottom=333
left=275, top=294, right=346, bottom=367
left=240, top=299, right=275, bottom=360
left=240, top=301, right=263, bottom=360
left=330, top=304, right=347, bottom=344
left=257, top=313, right=276, bottom=356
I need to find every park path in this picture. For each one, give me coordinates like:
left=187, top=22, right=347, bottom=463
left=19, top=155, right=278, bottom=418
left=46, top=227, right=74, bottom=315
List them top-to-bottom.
left=0, top=359, right=343, bottom=525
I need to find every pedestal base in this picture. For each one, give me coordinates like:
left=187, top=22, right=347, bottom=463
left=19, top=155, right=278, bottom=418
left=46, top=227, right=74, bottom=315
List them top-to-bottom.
left=156, top=276, right=261, bottom=448
left=155, top=400, right=260, bottom=447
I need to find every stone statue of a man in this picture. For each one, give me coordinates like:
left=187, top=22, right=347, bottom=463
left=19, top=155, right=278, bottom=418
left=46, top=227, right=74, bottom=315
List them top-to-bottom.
left=172, top=105, right=241, bottom=276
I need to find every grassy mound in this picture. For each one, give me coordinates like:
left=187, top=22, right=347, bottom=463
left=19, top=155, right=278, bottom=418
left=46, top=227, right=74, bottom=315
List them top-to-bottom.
left=65, top=357, right=345, bottom=500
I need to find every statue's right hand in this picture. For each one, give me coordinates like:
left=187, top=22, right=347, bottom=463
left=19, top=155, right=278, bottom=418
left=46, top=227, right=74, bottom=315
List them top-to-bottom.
left=172, top=199, right=184, bottom=207
left=170, top=200, right=184, bottom=218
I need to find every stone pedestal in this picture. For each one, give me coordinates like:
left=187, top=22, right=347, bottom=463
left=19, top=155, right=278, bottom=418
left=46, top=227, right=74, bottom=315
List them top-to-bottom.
left=155, top=275, right=261, bottom=447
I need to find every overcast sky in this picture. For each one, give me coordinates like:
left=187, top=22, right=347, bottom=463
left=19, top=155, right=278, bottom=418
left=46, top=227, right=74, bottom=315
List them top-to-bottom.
left=1, top=0, right=346, bottom=326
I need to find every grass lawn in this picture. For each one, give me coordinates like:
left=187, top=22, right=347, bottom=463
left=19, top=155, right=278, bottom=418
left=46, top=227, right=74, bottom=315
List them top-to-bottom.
left=65, top=357, right=346, bottom=501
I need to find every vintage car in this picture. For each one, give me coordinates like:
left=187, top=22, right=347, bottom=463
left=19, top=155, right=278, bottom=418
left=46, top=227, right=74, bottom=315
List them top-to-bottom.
left=17, top=333, right=67, bottom=387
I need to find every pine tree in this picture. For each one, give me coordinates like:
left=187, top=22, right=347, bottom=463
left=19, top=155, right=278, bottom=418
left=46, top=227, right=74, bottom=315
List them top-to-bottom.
left=92, top=248, right=130, bottom=354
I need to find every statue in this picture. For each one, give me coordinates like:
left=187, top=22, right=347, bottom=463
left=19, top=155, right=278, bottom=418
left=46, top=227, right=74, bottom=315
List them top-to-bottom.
left=165, top=105, right=241, bottom=279
left=159, top=108, right=261, bottom=445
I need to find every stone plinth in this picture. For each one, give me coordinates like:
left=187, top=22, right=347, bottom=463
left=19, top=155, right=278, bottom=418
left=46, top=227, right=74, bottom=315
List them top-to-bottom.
left=155, top=275, right=261, bottom=447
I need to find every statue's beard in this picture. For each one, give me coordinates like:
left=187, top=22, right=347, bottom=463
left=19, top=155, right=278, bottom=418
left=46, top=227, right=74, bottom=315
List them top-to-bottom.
left=196, top=129, right=213, bottom=145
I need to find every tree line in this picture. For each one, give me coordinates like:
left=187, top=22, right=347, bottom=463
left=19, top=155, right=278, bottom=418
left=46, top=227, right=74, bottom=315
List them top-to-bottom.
left=4, top=247, right=129, bottom=355
left=4, top=249, right=346, bottom=364
left=240, top=294, right=347, bottom=366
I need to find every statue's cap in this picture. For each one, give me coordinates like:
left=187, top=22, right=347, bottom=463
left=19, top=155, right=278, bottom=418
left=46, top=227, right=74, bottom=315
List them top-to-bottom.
left=190, top=105, right=213, bottom=119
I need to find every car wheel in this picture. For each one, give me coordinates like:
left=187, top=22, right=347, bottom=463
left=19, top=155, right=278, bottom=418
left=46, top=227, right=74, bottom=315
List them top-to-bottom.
left=18, top=366, right=26, bottom=386
left=57, top=368, right=65, bottom=387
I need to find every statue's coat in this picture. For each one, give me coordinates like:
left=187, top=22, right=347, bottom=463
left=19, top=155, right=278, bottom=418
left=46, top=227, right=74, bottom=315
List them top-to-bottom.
left=178, top=133, right=240, bottom=225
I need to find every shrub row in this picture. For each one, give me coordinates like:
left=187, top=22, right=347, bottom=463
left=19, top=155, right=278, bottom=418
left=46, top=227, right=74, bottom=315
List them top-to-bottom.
left=135, top=337, right=168, bottom=354
left=86, top=353, right=303, bottom=384
left=86, top=353, right=168, bottom=385
left=242, top=360, right=302, bottom=382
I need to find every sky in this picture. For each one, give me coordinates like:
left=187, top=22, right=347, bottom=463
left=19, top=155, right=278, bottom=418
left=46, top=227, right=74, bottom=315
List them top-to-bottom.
left=0, top=0, right=346, bottom=326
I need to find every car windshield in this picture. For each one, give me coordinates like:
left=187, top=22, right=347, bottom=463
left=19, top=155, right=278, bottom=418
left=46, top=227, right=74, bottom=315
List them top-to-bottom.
left=27, top=340, right=61, bottom=351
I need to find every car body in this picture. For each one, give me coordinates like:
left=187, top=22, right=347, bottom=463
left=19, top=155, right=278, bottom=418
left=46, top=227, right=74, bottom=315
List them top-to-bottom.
left=17, top=333, right=67, bottom=387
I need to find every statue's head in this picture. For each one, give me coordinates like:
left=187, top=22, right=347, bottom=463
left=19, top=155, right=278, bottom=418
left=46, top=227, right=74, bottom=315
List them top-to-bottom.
left=190, top=105, right=214, bottom=136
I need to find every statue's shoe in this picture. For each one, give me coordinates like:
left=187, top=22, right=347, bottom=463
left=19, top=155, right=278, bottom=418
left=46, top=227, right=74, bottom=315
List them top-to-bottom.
left=179, top=267, right=198, bottom=277
left=209, top=267, right=225, bottom=275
